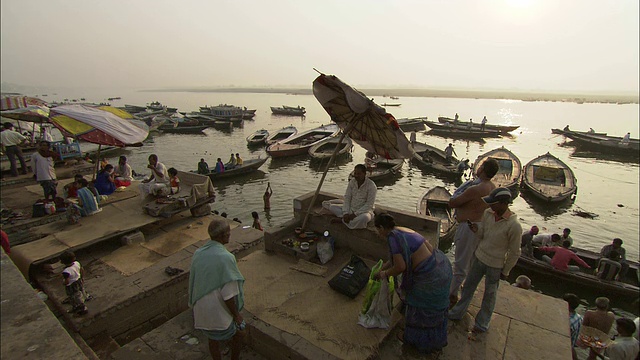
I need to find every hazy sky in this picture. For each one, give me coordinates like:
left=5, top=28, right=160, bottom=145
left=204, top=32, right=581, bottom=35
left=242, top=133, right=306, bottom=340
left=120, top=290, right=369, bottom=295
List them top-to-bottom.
left=1, top=0, right=638, bottom=93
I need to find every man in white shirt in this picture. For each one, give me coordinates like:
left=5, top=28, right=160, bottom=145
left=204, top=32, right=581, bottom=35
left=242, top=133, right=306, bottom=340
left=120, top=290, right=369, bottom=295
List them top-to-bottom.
left=1, top=122, right=29, bottom=177
left=31, top=141, right=58, bottom=200
left=139, top=154, right=169, bottom=196
left=322, top=164, right=377, bottom=229
left=189, top=219, right=246, bottom=360
left=532, top=233, right=561, bottom=247
left=605, top=318, right=638, bottom=360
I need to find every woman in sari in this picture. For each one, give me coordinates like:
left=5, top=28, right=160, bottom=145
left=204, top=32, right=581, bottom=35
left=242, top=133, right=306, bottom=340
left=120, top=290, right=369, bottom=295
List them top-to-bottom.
left=75, top=178, right=101, bottom=216
left=374, top=212, right=452, bottom=354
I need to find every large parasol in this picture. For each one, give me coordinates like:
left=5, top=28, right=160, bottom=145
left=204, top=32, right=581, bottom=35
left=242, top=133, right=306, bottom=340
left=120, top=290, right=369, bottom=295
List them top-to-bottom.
left=301, top=72, right=414, bottom=229
left=0, top=95, right=48, bottom=111
left=49, top=104, right=149, bottom=177
left=0, top=105, right=50, bottom=123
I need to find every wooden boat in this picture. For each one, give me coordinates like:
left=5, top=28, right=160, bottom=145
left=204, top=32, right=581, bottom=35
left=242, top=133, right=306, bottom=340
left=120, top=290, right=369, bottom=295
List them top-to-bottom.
left=380, top=103, right=401, bottom=107
left=200, top=104, right=255, bottom=120
left=270, top=105, right=306, bottom=116
left=158, top=117, right=200, bottom=130
left=396, top=117, right=427, bottom=132
left=438, top=117, right=519, bottom=134
left=424, top=120, right=501, bottom=139
left=266, top=124, right=339, bottom=158
left=161, top=125, right=208, bottom=134
left=266, top=126, right=297, bottom=145
left=551, top=128, right=607, bottom=136
left=246, top=129, right=269, bottom=146
left=561, top=131, right=640, bottom=156
left=308, top=135, right=353, bottom=161
left=411, top=141, right=463, bottom=178
left=473, top=147, right=522, bottom=195
left=521, top=152, right=577, bottom=202
left=351, top=155, right=404, bottom=182
left=201, top=157, right=269, bottom=180
left=416, top=186, right=457, bottom=244
left=516, top=247, right=639, bottom=299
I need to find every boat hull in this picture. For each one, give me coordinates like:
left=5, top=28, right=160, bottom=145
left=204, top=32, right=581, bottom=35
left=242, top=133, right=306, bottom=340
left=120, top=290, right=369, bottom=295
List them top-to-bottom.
left=521, top=152, right=577, bottom=202
left=204, top=157, right=268, bottom=180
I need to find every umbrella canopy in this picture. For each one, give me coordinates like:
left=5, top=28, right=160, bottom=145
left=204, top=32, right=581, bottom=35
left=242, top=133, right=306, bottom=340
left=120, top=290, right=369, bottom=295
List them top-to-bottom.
left=313, top=73, right=413, bottom=159
left=0, top=95, right=48, bottom=110
left=49, top=104, right=148, bottom=146
left=0, top=105, right=50, bottom=123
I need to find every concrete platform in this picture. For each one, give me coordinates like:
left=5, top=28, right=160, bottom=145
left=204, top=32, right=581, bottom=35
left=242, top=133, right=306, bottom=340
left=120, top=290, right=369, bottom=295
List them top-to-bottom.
left=1, top=249, right=89, bottom=360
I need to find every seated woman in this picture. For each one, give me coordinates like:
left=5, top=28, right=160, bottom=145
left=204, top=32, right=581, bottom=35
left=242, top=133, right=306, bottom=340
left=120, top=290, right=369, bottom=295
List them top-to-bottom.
left=114, top=155, right=133, bottom=187
left=214, top=158, right=225, bottom=173
left=94, top=164, right=117, bottom=195
left=63, top=174, right=85, bottom=199
left=73, top=178, right=101, bottom=216
left=373, top=213, right=452, bottom=354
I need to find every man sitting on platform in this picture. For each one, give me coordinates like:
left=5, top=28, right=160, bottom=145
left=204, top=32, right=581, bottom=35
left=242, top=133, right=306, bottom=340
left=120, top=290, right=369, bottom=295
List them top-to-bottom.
left=139, top=154, right=170, bottom=197
left=322, top=164, right=376, bottom=229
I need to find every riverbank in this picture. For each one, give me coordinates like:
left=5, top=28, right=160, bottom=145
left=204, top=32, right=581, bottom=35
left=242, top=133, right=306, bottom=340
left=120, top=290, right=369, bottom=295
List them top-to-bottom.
left=143, top=86, right=639, bottom=105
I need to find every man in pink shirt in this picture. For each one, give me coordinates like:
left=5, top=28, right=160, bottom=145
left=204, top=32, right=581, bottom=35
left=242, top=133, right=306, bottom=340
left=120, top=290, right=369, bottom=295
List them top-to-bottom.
left=540, top=240, right=591, bottom=272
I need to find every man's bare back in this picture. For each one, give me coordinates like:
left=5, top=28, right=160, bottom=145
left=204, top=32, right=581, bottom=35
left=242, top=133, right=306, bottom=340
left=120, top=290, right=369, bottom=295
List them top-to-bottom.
left=450, top=179, right=496, bottom=222
left=583, top=309, right=615, bottom=334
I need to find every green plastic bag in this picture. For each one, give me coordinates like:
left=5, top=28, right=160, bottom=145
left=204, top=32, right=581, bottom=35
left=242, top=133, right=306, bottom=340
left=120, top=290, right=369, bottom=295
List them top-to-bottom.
left=360, top=260, right=395, bottom=314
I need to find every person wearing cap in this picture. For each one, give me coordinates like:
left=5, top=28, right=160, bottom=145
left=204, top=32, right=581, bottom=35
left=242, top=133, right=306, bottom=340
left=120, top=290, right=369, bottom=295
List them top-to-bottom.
left=1, top=122, right=29, bottom=177
left=447, top=158, right=500, bottom=307
left=448, top=187, right=522, bottom=334
left=520, top=225, right=539, bottom=257
left=561, top=228, right=573, bottom=247
left=600, top=238, right=629, bottom=280
left=539, top=240, right=591, bottom=272
left=563, top=293, right=582, bottom=360
left=581, top=297, right=615, bottom=360
left=605, top=318, right=639, bottom=360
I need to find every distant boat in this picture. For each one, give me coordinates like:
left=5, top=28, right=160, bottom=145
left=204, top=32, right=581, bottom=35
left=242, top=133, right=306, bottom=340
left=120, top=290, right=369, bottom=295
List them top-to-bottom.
left=389, top=96, right=399, bottom=100
left=380, top=103, right=401, bottom=107
left=200, top=104, right=255, bottom=120
left=271, top=105, right=306, bottom=116
left=396, top=117, right=427, bottom=132
left=437, top=117, right=519, bottom=134
left=424, top=120, right=501, bottom=139
left=267, top=124, right=339, bottom=158
left=161, top=125, right=208, bottom=134
left=265, top=126, right=297, bottom=145
left=551, top=128, right=607, bottom=136
left=246, top=129, right=269, bottom=146
left=559, top=131, right=639, bottom=156
left=308, top=135, right=353, bottom=161
left=411, top=141, right=462, bottom=179
left=473, top=146, right=522, bottom=196
left=521, top=152, right=577, bottom=202
left=353, top=154, right=404, bottom=182
left=200, top=157, right=269, bottom=180
left=417, top=186, right=457, bottom=244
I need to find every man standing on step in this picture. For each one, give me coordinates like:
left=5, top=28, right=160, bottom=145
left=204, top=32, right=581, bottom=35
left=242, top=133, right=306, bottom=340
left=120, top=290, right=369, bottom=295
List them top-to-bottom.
left=1, top=122, right=29, bottom=177
left=447, top=158, right=499, bottom=307
left=322, top=163, right=376, bottom=229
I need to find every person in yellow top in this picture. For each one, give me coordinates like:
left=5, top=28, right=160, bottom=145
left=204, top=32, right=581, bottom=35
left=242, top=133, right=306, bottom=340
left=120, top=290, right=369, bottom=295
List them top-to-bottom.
left=235, top=153, right=243, bottom=166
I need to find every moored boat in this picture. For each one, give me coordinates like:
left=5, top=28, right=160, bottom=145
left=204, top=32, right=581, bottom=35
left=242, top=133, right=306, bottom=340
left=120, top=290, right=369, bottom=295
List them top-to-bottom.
left=200, top=104, right=255, bottom=121
left=270, top=105, right=306, bottom=116
left=438, top=116, right=519, bottom=134
left=396, top=117, right=427, bottom=132
left=424, top=120, right=501, bottom=139
left=266, top=124, right=339, bottom=158
left=161, top=125, right=208, bottom=134
left=266, top=126, right=297, bottom=145
left=551, top=128, right=607, bottom=136
left=246, top=129, right=269, bottom=146
left=561, top=131, right=640, bottom=156
left=308, top=135, right=353, bottom=161
left=411, top=141, right=463, bottom=179
left=473, top=146, right=522, bottom=196
left=521, top=152, right=577, bottom=202
left=352, top=155, right=404, bottom=182
left=200, top=156, right=269, bottom=180
left=417, top=186, right=457, bottom=245
left=516, top=247, right=638, bottom=299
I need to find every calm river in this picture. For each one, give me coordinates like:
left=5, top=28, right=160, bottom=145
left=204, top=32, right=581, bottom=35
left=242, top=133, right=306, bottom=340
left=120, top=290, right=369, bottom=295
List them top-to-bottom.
left=37, top=87, right=639, bottom=313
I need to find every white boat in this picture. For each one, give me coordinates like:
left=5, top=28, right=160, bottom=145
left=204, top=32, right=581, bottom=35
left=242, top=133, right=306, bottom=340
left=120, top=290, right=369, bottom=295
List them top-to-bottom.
left=267, top=124, right=339, bottom=158
left=265, top=126, right=297, bottom=145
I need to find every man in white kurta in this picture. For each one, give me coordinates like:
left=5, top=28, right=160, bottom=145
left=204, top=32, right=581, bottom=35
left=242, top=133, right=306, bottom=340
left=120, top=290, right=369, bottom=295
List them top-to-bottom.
left=139, top=154, right=170, bottom=196
left=322, top=164, right=377, bottom=229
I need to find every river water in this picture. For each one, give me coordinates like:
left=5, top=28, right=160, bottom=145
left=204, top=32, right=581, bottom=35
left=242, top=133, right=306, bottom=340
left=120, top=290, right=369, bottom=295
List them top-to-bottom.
left=35, top=87, right=639, bottom=313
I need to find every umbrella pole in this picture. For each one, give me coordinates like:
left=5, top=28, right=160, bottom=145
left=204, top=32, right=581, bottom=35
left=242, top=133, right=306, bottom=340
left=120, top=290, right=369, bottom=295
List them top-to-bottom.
left=301, top=122, right=354, bottom=230
left=94, top=144, right=101, bottom=180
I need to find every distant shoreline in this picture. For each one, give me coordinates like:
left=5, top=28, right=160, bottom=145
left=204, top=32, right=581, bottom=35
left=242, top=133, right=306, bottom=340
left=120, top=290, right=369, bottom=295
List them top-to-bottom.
left=143, top=87, right=639, bottom=105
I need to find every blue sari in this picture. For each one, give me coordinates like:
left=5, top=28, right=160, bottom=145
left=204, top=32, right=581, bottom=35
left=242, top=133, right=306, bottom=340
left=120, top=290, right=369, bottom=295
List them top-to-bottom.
left=76, top=187, right=100, bottom=216
left=388, top=229, right=453, bottom=353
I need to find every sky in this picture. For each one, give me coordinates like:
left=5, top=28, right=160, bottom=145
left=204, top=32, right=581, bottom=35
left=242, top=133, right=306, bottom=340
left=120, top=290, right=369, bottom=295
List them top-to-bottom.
left=1, top=0, right=638, bottom=93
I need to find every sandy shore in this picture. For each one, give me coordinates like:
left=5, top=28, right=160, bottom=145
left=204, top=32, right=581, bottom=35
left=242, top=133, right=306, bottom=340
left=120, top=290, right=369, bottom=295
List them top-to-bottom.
left=144, top=87, right=639, bottom=105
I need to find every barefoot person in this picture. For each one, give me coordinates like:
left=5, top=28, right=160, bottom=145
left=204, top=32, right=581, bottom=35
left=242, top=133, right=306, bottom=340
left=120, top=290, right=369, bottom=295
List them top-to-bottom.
left=139, top=154, right=169, bottom=197
left=448, top=158, right=500, bottom=306
left=322, top=164, right=376, bottom=229
left=263, top=182, right=272, bottom=210
left=189, top=219, right=246, bottom=360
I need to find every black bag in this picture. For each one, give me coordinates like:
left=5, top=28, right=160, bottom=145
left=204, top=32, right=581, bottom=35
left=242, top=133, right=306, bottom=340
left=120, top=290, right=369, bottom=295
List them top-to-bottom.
left=32, top=202, right=45, bottom=218
left=328, top=255, right=370, bottom=299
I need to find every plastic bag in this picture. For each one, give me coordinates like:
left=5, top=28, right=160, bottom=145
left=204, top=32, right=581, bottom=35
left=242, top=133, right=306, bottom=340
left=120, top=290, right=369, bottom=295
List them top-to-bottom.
left=317, top=238, right=334, bottom=264
left=328, top=255, right=370, bottom=298
left=360, top=260, right=394, bottom=314
left=358, top=277, right=392, bottom=329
